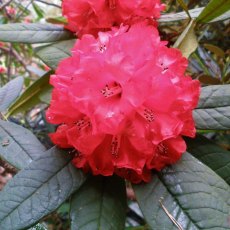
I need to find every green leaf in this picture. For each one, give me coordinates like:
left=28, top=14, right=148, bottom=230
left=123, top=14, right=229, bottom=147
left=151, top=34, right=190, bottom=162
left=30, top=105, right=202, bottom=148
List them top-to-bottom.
left=197, top=0, right=230, bottom=23
left=32, top=3, right=45, bottom=19
left=159, top=7, right=230, bottom=23
left=46, top=16, right=68, bottom=25
left=173, top=20, right=198, bottom=58
left=0, top=23, right=74, bottom=44
left=35, top=40, right=76, bottom=69
left=7, top=71, right=52, bottom=116
left=0, top=77, right=24, bottom=112
left=194, top=85, right=230, bottom=130
left=0, top=120, right=46, bottom=170
left=186, top=135, right=230, bottom=185
left=0, top=147, right=86, bottom=230
left=134, top=153, right=230, bottom=229
left=70, top=176, right=127, bottom=230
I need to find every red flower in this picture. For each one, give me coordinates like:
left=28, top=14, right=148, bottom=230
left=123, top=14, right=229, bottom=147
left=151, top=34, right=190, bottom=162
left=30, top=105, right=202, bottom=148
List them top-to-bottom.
left=62, top=0, right=165, bottom=37
left=47, top=23, right=200, bottom=183
left=0, top=66, right=6, bottom=74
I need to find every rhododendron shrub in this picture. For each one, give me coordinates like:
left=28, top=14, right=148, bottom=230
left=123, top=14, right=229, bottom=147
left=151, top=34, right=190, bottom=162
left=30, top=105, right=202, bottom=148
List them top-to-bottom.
left=62, top=0, right=165, bottom=36
left=46, top=24, right=200, bottom=183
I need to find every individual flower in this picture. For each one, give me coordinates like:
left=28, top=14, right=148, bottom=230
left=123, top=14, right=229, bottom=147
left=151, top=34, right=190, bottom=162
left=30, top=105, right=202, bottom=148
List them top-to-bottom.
left=62, top=0, right=165, bottom=37
left=6, top=6, right=16, bottom=16
left=47, top=23, right=200, bottom=183
left=0, top=66, right=6, bottom=74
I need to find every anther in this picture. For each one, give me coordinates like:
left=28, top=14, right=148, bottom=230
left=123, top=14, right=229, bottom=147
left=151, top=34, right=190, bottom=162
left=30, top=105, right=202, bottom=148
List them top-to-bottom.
left=108, top=0, right=116, bottom=9
left=101, top=83, right=122, bottom=98
left=138, top=106, right=155, bottom=122
left=75, top=117, right=91, bottom=131
left=111, top=136, right=120, bottom=158
left=157, top=143, right=168, bottom=154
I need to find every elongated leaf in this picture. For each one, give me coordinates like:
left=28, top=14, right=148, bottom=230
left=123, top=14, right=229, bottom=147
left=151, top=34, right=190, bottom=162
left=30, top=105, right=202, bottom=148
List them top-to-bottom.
left=197, top=0, right=230, bottom=23
left=159, top=7, right=230, bottom=23
left=173, top=20, right=198, bottom=58
left=0, top=23, right=74, bottom=44
left=35, top=40, right=76, bottom=69
left=7, top=71, right=52, bottom=116
left=0, top=77, right=24, bottom=112
left=194, top=85, right=230, bottom=130
left=197, top=85, right=230, bottom=109
left=0, top=120, right=46, bottom=170
left=186, top=135, right=230, bottom=185
left=0, top=147, right=86, bottom=230
left=134, top=153, right=230, bottom=229
left=70, top=176, right=126, bottom=230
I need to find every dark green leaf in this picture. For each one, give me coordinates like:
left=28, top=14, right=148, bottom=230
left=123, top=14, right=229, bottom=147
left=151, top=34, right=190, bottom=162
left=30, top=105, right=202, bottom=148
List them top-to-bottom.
left=197, top=0, right=230, bottom=23
left=0, top=23, right=74, bottom=44
left=35, top=40, right=76, bottom=69
left=7, top=71, right=52, bottom=116
left=0, top=77, right=24, bottom=112
left=194, top=85, right=230, bottom=130
left=0, top=120, right=46, bottom=170
left=186, top=135, right=230, bottom=185
left=0, top=147, right=86, bottom=230
left=134, top=153, right=230, bottom=229
left=70, top=176, right=127, bottom=230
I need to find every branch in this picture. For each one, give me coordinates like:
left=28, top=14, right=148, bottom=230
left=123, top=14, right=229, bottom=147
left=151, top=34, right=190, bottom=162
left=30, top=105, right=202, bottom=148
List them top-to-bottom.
left=0, top=0, right=14, bottom=10
left=0, top=46, right=32, bottom=74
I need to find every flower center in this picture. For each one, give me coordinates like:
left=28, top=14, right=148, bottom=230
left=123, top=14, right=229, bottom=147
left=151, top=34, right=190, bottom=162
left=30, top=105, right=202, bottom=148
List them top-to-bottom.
left=160, top=62, right=169, bottom=74
left=101, top=83, right=122, bottom=98
left=137, top=106, right=155, bottom=123
left=75, top=117, right=91, bottom=131
left=111, top=135, right=120, bottom=158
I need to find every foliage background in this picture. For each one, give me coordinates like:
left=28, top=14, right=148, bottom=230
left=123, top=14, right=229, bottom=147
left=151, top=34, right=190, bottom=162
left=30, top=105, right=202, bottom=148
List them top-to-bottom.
left=0, top=0, right=229, bottom=229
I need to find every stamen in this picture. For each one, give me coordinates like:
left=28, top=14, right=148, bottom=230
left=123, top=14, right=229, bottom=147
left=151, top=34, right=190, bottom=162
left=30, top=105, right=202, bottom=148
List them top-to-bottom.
left=109, top=0, right=116, bottom=9
left=99, top=44, right=107, bottom=53
left=160, top=62, right=169, bottom=73
left=101, top=83, right=122, bottom=98
left=137, top=106, right=155, bottom=123
left=74, top=117, right=91, bottom=131
left=111, top=136, right=120, bottom=158
left=157, top=143, right=168, bottom=154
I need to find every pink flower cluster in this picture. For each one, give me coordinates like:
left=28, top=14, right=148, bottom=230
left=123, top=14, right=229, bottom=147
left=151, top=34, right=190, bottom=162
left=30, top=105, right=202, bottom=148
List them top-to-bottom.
left=62, top=0, right=165, bottom=37
left=47, top=22, right=200, bottom=183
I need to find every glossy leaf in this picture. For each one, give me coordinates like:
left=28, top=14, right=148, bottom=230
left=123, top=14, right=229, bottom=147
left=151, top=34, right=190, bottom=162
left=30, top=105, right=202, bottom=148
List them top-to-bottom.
left=197, top=0, right=230, bottom=23
left=173, top=20, right=198, bottom=58
left=0, top=23, right=74, bottom=44
left=35, top=40, right=76, bottom=69
left=7, top=71, right=52, bottom=116
left=0, top=77, right=24, bottom=112
left=194, top=85, right=230, bottom=130
left=0, top=120, right=46, bottom=170
left=186, top=135, right=230, bottom=185
left=0, top=147, right=86, bottom=230
left=134, top=153, right=230, bottom=229
left=70, top=176, right=127, bottom=230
